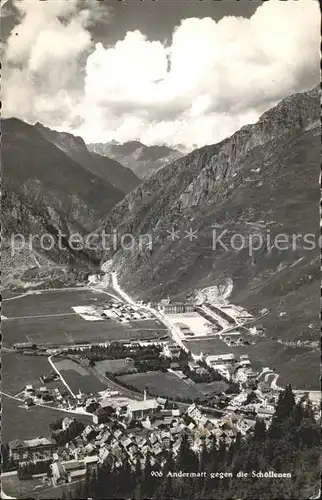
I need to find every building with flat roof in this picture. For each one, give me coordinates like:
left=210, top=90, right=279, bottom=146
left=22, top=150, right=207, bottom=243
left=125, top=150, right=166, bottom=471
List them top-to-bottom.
left=161, top=303, right=195, bottom=314
left=13, top=342, right=35, bottom=350
left=205, top=354, right=236, bottom=366
left=51, top=459, right=87, bottom=484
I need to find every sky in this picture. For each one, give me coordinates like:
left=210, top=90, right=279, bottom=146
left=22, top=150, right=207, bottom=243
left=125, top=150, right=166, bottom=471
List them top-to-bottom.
left=1, top=0, right=320, bottom=150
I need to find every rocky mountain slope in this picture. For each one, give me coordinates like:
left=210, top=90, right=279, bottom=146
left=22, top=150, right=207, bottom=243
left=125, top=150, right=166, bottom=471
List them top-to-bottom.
left=97, top=86, right=320, bottom=386
left=1, top=118, right=128, bottom=287
left=35, top=123, right=140, bottom=194
left=88, top=140, right=182, bottom=179
left=1, top=186, right=99, bottom=290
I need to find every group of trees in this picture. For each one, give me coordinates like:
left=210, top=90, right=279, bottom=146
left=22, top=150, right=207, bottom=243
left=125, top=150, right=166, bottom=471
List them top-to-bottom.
left=64, top=343, right=165, bottom=364
left=134, top=357, right=171, bottom=373
left=183, top=367, right=222, bottom=384
left=62, top=386, right=320, bottom=499
left=49, top=418, right=64, bottom=431
left=51, top=420, right=85, bottom=446
left=1, top=443, right=16, bottom=472
left=18, top=460, right=52, bottom=480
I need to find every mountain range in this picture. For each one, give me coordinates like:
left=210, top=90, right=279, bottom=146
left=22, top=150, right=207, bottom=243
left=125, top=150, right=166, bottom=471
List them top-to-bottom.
left=95, top=85, right=320, bottom=387
left=1, top=86, right=320, bottom=387
left=1, top=118, right=140, bottom=287
left=35, top=123, right=140, bottom=194
left=87, top=140, right=183, bottom=179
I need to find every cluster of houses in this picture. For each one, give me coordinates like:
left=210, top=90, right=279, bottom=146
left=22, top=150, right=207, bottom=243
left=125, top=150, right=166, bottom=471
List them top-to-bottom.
left=101, top=301, right=153, bottom=323
left=162, top=341, right=256, bottom=385
left=203, top=353, right=254, bottom=382
left=11, top=361, right=320, bottom=496
left=40, top=371, right=60, bottom=384
left=19, top=383, right=73, bottom=409
left=9, top=395, right=261, bottom=488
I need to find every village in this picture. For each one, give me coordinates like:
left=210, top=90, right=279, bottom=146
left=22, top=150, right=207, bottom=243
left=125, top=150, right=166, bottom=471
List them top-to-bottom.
left=2, top=279, right=320, bottom=498
left=3, top=325, right=321, bottom=497
left=4, top=369, right=320, bottom=495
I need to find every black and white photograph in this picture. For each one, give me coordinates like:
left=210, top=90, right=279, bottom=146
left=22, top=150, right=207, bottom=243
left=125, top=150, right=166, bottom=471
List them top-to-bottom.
left=1, top=0, right=321, bottom=498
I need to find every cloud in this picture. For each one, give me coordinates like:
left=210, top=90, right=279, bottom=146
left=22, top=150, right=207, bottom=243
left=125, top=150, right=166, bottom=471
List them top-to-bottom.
left=0, top=0, right=14, bottom=18
left=2, top=0, right=320, bottom=149
left=2, top=1, right=91, bottom=127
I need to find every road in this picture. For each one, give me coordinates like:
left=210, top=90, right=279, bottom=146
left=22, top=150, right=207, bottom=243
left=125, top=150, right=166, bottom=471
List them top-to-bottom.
left=110, top=271, right=188, bottom=349
left=103, top=272, right=248, bottom=417
left=88, top=283, right=122, bottom=303
left=48, top=354, right=77, bottom=398
left=84, top=361, right=143, bottom=402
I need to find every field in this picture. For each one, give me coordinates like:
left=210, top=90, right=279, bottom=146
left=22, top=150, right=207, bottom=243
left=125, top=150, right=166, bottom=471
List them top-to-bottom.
left=2, top=288, right=169, bottom=346
left=1, top=290, right=24, bottom=299
left=184, top=337, right=320, bottom=390
left=1, top=352, right=93, bottom=442
left=2, top=352, right=64, bottom=396
left=53, top=357, right=108, bottom=395
left=95, top=358, right=136, bottom=376
left=118, top=371, right=208, bottom=400
left=1, top=396, right=92, bottom=442
left=2, top=473, right=85, bottom=499
left=1, top=474, right=50, bottom=498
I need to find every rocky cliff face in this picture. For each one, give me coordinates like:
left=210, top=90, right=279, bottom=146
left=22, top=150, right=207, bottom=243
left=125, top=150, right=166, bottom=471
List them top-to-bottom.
left=98, top=86, right=320, bottom=357
left=88, top=140, right=183, bottom=179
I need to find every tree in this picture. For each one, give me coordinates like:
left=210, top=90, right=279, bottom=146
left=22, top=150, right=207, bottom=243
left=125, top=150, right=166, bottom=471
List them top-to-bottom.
left=225, top=382, right=240, bottom=394
left=274, top=385, right=295, bottom=421
left=245, top=390, right=257, bottom=405
left=49, top=418, right=63, bottom=431
left=253, top=418, right=267, bottom=441
left=176, top=433, right=198, bottom=473
left=217, top=437, right=226, bottom=465
left=199, top=440, right=210, bottom=472
left=163, top=448, right=175, bottom=475
left=141, top=452, right=155, bottom=498
left=156, top=473, right=174, bottom=499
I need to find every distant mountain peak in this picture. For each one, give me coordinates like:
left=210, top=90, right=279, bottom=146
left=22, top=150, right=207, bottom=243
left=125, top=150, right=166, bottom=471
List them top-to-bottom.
left=87, top=140, right=183, bottom=179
